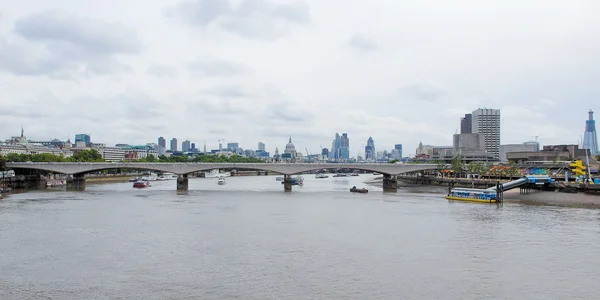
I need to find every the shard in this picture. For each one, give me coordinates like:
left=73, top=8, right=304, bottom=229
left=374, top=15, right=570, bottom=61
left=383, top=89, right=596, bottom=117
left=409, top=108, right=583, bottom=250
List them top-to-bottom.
left=583, top=110, right=599, bottom=155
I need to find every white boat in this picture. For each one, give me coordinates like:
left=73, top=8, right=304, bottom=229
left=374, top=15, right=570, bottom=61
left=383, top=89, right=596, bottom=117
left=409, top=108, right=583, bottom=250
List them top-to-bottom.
left=204, top=169, right=231, bottom=178
left=141, top=173, right=158, bottom=181
left=157, top=173, right=178, bottom=180
left=315, top=174, right=329, bottom=179
left=275, top=176, right=284, bottom=181
left=217, top=177, right=226, bottom=185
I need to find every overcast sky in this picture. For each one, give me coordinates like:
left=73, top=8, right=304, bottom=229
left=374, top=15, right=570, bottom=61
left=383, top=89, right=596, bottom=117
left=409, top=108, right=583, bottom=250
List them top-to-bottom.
left=1, top=0, right=599, bottom=156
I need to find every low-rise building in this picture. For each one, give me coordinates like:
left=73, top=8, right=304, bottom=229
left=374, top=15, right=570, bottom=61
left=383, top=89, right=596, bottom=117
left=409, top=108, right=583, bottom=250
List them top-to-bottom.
left=499, top=143, right=539, bottom=163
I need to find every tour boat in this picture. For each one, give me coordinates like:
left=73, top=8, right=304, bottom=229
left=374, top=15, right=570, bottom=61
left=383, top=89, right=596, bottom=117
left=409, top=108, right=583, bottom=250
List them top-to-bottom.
left=204, top=169, right=231, bottom=178
left=141, top=173, right=158, bottom=181
left=157, top=173, right=178, bottom=181
left=315, top=173, right=329, bottom=179
left=350, top=173, right=359, bottom=176
left=282, top=176, right=304, bottom=186
left=133, top=180, right=151, bottom=188
left=350, top=186, right=368, bottom=193
left=445, top=188, right=498, bottom=203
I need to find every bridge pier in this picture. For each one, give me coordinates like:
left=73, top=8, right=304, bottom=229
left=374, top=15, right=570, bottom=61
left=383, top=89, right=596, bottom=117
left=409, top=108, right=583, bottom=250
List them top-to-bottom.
left=66, top=174, right=86, bottom=191
left=177, top=174, right=189, bottom=191
left=383, top=174, right=398, bottom=192
left=283, top=175, right=292, bottom=192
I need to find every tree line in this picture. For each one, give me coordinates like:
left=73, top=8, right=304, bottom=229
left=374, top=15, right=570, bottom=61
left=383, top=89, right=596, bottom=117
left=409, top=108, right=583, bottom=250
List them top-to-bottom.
left=0, top=151, right=264, bottom=166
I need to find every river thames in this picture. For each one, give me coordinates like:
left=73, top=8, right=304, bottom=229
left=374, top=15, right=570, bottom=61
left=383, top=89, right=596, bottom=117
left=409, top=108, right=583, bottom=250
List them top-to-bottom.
left=1, top=174, right=599, bottom=299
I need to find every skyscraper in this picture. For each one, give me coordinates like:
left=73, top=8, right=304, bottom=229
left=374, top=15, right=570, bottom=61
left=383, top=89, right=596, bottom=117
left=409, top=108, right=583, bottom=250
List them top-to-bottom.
left=472, top=108, right=501, bottom=160
left=583, top=110, right=599, bottom=155
left=460, top=114, right=472, bottom=134
left=331, top=133, right=341, bottom=160
left=340, top=133, right=349, bottom=160
left=75, top=134, right=91, bottom=146
left=158, top=137, right=166, bottom=148
left=365, top=137, right=375, bottom=161
left=170, top=138, right=178, bottom=151
left=182, top=140, right=191, bottom=152
left=258, top=142, right=265, bottom=151
left=394, top=144, right=403, bottom=158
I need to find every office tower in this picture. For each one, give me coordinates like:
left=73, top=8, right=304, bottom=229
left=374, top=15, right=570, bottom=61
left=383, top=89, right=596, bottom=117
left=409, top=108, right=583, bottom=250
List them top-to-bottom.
left=472, top=108, right=501, bottom=159
left=583, top=110, right=599, bottom=155
left=460, top=114, right=472, bottom=134
left=331, top=133, right=341, bottom=160
left=340, top=133, right=349, bottom=160
left=75, top=134, right=91, bottom=146
left=158, top=137, right=166, bottom=148
left=365, top=137, right=375, bottom=161
left=170, top=138, right=178, bottom=151
left=182, top=140, right=191, bottom=152
left=258, top=142, right=265, bottom=151
left=191, top=143, right=196, bottom=151
left=394, top=144, right=402, bottom=158
left=321, top=148, right=329, bottom=158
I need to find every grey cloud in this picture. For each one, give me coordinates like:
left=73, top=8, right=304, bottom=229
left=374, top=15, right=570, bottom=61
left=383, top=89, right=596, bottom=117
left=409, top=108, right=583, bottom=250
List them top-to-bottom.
left=168, top=0, right=310, bottom=40
left=0, top=11, right=140, bottom=77
left=348, top=34, right=378, bottom=53
left=187, top=58, right=250, bottom=76
left=147, top=64, right=180, bottom=78
left=398, top=84, right=444, bottom=102
left=200, top=85, right=255, bottom=97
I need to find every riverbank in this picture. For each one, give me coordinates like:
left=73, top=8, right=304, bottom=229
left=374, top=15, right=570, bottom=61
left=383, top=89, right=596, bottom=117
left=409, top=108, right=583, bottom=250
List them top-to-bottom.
left=86, top=175, right=132, bottom=183
left=367, top=177, right=600, bottom=208
left=503, top=189, right=600, bottom=208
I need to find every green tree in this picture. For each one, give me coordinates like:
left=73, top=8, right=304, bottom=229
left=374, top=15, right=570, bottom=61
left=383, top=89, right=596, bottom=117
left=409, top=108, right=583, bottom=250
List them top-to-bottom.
left=450, top=153, right=464, bottom=178
left=0, top=155, right=7, bottom=170
left=389, top=159, right=399, bottom=164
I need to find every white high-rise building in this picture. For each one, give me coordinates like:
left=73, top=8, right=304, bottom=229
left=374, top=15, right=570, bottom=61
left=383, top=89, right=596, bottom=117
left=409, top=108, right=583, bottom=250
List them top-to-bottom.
left=472, top=108, right=501, bottom=160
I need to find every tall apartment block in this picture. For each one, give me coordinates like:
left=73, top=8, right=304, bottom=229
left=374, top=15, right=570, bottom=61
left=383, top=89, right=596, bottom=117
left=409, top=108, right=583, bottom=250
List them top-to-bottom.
left=471, top=108, right=500, bottom=160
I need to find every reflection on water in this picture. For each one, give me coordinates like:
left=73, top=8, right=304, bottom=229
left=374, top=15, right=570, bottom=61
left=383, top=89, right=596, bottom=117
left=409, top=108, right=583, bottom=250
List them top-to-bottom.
left=1, top=174, right=599, bottom=300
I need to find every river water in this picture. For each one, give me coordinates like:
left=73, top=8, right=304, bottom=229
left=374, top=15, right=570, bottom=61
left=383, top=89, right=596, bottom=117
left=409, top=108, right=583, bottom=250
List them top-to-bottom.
left=1, top=174, right=599, bottom=299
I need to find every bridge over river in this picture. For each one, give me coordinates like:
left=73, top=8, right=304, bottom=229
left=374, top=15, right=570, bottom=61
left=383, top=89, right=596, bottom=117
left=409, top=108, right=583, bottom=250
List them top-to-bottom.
left=6, top=162, right=438, bottom=192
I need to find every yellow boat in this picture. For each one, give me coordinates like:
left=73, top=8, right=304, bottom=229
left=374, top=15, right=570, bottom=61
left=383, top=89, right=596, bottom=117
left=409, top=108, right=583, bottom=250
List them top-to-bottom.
left=446, top=188, right=498, bottom=203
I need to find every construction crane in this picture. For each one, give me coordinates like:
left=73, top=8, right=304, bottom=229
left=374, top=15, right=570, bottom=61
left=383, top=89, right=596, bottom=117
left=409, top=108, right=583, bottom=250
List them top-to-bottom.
left=305, top=148, right=311, bottom=162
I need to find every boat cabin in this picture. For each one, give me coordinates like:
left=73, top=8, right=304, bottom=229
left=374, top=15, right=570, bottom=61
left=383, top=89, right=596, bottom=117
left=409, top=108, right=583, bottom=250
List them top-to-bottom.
left=448, top=188, right=497, bottom=201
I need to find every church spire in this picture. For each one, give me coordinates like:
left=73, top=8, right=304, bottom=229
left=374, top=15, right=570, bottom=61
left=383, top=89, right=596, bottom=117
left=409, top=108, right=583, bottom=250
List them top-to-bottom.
left=289, top=135, right=292, bottom=143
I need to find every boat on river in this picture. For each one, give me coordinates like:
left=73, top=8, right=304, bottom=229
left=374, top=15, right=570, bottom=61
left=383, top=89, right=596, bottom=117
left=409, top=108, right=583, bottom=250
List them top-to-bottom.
left=204, top=169, right=231, bottom=178
left=157, top=173, right=178, bottom=181
left=315, top=174, right=329, bottom=179
left=217, top=177, right=226, bottom=185
left=133, top=179, right=151, bottom=188
left=350, top=186, right=368, bottom=193
left=445, top=188, right=498, bottom=203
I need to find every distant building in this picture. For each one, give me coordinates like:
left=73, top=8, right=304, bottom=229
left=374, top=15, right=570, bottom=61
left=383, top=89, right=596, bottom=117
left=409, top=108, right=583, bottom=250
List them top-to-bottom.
left=472, top=108, right=501, bottom=160
left=583, top=110, right=599, bottom=155
left=460, top=114, right=472, bottom=134
left=331, top=133, right=341, bottom=160
left=340, top=133, right=349, bottom=160
left=453, top=133, right=485, bottom=151
left=75, top=134, right=91, bottom=147
left=283, top=136, right=297, bottom=160
left=158, top=137, right=166, bottom=149
left=365, top=137, right=375, bottom=161
left=170, top=138, right=178, bottom=152
left=182, top=140, right=191, bottom=152
left=415, top=141, right=434, bottom=157
left=258, top=142, right=265, bottom=151
left=191, top=143, right=196, bottom=152
left=499, top=143, right=539, bottom=163
left=394, top=144, right=402, bottom=159
left=507, top=144, right=590, bottom=163
left=321, top=148, right=329, bottom=159
left=244, top=149, right=256, bottom=157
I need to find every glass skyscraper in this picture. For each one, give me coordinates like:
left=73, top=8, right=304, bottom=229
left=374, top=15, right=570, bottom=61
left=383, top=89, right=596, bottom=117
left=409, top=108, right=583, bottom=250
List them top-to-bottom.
left=583, top=110, right=599, bottom=155
left=365, top=137, right=375, bottom=161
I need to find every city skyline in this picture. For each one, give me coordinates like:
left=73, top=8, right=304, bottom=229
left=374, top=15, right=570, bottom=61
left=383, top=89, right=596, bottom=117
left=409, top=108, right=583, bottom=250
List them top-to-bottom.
left=1, top=1, right=598, bottom=155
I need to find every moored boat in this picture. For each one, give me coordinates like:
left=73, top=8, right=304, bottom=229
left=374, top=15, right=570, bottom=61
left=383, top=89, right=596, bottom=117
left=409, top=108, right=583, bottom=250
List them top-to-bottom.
left=204, top=169, right=231, bottom=178
left=157, top=173, right=178, bottom=181
left=315, top=173, right=329, bottom=179
left=350, top=173, right=359, bottom=176
left=217, top=177, right=226, bottom=185
left=350, top=186, right=368, bottom=193
left=445, top=188, right=498, bottom=203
